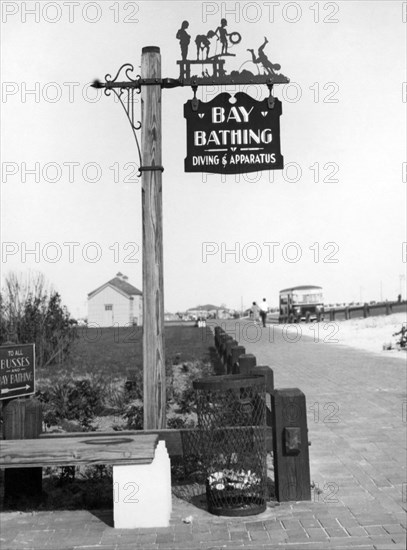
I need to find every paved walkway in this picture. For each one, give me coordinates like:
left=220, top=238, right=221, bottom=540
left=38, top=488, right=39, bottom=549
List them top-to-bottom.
left=1, top=322, right=406, bottom=549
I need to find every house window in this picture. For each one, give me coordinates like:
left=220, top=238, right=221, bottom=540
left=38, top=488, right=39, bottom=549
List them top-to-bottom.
left=105, top=304, right=113, bottom=311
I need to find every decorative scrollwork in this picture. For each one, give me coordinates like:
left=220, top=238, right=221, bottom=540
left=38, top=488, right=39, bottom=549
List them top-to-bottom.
left=100, top=63, right=143, bottom=174
left=105, top=63, right=139, bottom=85
left=104, top=64, right=141, bottom=97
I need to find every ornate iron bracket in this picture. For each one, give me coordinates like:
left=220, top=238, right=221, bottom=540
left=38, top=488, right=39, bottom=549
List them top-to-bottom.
left=95, top=64, right=143, bottom=176
left=92, top=65, right=173, bottom=177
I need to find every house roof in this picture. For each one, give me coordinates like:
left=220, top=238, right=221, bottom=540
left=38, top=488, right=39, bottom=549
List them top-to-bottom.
left=88, top=277, right=142, bottom=299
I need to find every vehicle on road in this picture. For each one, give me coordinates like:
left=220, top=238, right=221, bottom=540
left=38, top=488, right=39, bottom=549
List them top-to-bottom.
left=279, top=285, right=324, bottom=323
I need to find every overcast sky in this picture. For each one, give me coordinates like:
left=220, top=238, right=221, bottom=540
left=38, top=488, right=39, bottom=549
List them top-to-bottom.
left=1, top=0, right=406, bottom=316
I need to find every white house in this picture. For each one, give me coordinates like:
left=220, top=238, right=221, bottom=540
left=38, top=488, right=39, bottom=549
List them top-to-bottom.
left=88, top=273, right=142, bottom=327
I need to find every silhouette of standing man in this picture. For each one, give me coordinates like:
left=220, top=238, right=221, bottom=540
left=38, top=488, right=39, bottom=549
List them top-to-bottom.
left=176, top=20, right=191, bottom=60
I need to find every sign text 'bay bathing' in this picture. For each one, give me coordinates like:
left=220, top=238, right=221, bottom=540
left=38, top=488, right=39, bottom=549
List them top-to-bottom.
left=184, top=92, right=283, bottom=174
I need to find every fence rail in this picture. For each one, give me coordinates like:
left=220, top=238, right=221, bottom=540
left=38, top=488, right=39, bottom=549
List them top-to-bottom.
left=327, top=300, right=406, bottom=322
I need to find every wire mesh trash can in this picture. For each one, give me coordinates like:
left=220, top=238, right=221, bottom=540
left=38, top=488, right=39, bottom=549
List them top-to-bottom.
left=193, top=374, right=267, bottom=516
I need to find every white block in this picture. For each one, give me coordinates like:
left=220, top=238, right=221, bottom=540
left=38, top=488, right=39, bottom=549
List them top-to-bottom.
left=113, top=440, right=172, bottom=528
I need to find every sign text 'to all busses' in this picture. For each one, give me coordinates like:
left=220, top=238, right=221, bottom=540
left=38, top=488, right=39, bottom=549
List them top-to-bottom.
left=0, top=344, right=35, bottom=400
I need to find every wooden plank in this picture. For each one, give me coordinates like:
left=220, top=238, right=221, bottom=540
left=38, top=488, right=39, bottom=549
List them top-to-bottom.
left=141, top=46, right=166, bottom=430
left=39, top=428, right=273, bottom=457
left=40, top=430, right=184, bottom=458
left=0, top=434, right=159, bottom=469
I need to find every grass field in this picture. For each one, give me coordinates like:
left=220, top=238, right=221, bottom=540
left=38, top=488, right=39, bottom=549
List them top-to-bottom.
left=32, top=324, right=216, bottom=434
left=36, top=324, right=214, bottom=383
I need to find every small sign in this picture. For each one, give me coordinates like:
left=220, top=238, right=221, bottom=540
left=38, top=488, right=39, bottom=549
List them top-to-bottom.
left=184, top=92, right=284, bottom=174
left=0, top=344, right=35, bottom=400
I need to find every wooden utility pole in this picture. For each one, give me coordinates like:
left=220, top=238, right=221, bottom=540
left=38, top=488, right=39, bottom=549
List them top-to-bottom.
left=141, top=46, right=166, bottom=429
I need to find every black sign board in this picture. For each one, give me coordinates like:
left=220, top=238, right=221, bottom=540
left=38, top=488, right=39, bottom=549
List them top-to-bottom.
left=184, top=92, right=283, bottom=174
left=0, top=343, right=35, bottom=400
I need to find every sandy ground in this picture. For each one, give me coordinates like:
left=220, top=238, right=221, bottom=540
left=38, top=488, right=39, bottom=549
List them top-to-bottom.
left=246, top=312, right=406, bottom=359
left=316, top=312, right=406, bottom=359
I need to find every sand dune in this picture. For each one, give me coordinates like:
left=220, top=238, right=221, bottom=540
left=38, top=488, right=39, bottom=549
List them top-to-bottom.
left=327, top=312, right=406, bottom=359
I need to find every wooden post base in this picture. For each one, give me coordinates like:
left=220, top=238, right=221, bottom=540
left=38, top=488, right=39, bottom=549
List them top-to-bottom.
left=271, top=388, right=311, bottom=501
left=3, top=398, right=43, bottom=504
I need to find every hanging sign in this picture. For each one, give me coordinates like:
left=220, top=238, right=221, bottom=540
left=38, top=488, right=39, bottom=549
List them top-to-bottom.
left=184, top=92, right=284, bottom=174
left=0, top=343, right=35, bottom=400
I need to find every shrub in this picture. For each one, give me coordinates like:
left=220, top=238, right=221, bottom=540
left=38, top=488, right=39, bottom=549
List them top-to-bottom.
left=37, top=376, right=106, bottom=430
left=175, top=386, right=197, bottom=414
left=122, top=402, right=143, bottom=430
left=167, top=415, right=196, bottom=430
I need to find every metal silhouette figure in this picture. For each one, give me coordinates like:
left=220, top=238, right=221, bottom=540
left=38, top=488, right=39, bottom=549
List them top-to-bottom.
left=214, top=18, right=230, bottom=56
left=176, top=20, right=191, bottom=60
left=195, top=30, right=215, bottom=60
left=247, top=37, right=281, bottom=75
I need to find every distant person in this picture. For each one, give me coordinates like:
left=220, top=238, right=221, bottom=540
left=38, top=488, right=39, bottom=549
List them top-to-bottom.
left=176, top=20, right=191, bottom=60
left=259, top=298, right=269, bottom=327
left=250, top=301, right=261, bottom=325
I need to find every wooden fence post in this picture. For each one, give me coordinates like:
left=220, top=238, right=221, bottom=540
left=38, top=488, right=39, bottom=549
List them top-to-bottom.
left=363, top=303, right=368, bottom=318
left=214, top=326, right=223, bottom=350
left=218, top=331, right=227, bottom=354
left=220, top=336, right=233, bottom=364
left=224, top=338, right=237, bottom=367
left=229, top=345, right=246, bottom=374
left=238, top=353, right=257, bottom=374
left=251, top=366, right=274, bottom=394
left=271, top=388, right=311, bottom=502
left=3, top=398, right=43, bottom=503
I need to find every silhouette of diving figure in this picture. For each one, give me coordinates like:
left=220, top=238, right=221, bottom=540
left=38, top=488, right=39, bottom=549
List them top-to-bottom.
left=247, top=37, right=281, bottom=75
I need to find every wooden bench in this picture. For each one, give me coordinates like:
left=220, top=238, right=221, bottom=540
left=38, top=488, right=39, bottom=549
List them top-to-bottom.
left=0, top=432, right=172, bottom=528
left=0, top=433, right=158, bottom=468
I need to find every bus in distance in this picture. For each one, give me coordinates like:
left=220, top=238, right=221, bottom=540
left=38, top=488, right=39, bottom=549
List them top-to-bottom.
left=279, top=285, right=324, bottom=323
